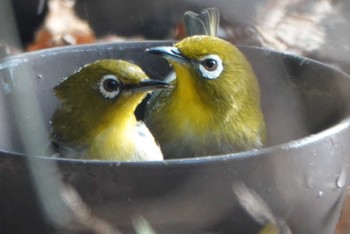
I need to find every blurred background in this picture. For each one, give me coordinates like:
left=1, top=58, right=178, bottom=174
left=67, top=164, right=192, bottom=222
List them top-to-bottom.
left=1, top=0, right=350, bottom=233
left=3, top=0, right=350, bottom=75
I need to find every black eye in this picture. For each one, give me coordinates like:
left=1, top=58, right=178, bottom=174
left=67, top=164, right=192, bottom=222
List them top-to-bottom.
left=198, top=55, right=223, bottom=80
left=202, top=59, right=217, bottom=71
left=99, top=75, right=121, bottom=99
left=103, top=79, right=120, bottom=92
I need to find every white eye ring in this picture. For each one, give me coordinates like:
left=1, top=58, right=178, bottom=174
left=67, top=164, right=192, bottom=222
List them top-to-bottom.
left=198, top=54, right=223, bottom=80
left=99, top=75, right=121, bottom=99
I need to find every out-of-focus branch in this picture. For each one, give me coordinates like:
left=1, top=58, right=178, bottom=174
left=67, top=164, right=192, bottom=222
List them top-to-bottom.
left=27, top=155, right=121, bottom=233
left=233, top=182, right=292, bottom=234
left=59, top=184, right=121, bottom=234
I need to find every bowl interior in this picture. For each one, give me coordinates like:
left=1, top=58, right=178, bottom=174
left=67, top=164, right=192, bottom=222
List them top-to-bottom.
left=0, top=42, right=350, bottom=157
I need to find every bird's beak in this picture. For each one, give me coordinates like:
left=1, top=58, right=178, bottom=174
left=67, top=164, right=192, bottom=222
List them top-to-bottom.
left=146, top=46, right=188, bottom=64
left=125, top=79, right=172, bottom=92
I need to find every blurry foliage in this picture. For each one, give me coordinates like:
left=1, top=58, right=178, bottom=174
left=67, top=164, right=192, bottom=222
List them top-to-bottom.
left=11, top=0, right=350, bottom=74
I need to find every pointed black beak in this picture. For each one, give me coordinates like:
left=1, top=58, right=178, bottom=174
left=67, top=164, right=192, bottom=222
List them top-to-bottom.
left=146, top=46, right=188, bottom=64
left=125, top=79, right=172, bottom=92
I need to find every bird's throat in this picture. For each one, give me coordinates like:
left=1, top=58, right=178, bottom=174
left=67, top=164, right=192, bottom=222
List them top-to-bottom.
left=169, top=64, right=213, bottom=135
left=86, top=95, right=144, bottom=160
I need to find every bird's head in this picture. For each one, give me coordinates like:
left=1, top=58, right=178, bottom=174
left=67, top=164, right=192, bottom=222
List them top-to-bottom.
left=146, top=35, right=260, bottom=112
left=54, top=59, right=170, bottom=126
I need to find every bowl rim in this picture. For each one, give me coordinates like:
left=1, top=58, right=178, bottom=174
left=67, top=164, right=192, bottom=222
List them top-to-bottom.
left=1, top=41, right=350, bottom=166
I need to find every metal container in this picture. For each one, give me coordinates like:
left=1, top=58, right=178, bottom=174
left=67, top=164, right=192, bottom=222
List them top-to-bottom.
left=0, top=42, right=350, bottom=233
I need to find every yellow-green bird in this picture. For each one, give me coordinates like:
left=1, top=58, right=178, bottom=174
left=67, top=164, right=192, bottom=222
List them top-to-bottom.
left=145, top=35, right=266, bottom=158
left=51, top=59, right=170, bottom=161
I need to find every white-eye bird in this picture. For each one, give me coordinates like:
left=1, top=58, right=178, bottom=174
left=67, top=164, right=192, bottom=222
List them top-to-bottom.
left=145, top=34, right=266, bottom=159
left=51, top=59, right=170, bottom=161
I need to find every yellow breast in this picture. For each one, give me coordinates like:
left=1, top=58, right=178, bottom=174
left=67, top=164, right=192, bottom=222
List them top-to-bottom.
left=166, top=64, right=213, bottom=136
left=85, top=94, right=142, bottom=160
left=87, top=115, right=136, bottom=160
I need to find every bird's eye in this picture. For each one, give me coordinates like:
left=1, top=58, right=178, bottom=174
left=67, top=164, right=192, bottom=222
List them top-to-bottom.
left=198, top=55, right=223, bottom=80
left=202, top=59, right=217, bottom=71
left=99, top=75, right=122, bottom=99
left=103, top=78, right=119, bottom=92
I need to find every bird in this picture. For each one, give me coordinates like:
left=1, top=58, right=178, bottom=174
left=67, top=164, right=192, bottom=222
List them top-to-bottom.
left=144, top=9, right=265, bottom=159
left=51, top=59, right=171, bottom=161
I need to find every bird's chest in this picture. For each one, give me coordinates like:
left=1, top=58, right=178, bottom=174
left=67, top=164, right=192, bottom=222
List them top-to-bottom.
left=167, top=92, right=213, bottom=137
left=87, top=122, right=162, bottom=161
left=87, top=125, right=136, bottom=160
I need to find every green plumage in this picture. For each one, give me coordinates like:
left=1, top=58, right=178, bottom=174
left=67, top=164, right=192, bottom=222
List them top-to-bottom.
left=145, top=36, right=266, bottom=158
left=51, top=59, right=166, bottom=161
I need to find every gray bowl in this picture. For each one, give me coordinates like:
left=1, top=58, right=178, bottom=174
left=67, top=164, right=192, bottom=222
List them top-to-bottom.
left=0, top=41, right=350, bottom=233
